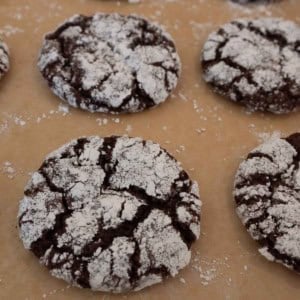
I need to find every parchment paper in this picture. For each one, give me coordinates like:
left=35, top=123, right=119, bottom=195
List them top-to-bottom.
left=0, top=0, right=299, bottom=299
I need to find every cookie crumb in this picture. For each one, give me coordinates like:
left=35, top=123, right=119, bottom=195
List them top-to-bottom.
left=179, top=277, right=186, bottom=284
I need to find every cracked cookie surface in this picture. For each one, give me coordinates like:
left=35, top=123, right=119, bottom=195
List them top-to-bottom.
left=38, top=13, right=181, bottom=114
left=202, top=18, right=300, bottom=113
left=0, top=39, right=9, bottom=80
left=234, top=133, right=300, bottom=272
left=18, top=136, right=201, bottom=292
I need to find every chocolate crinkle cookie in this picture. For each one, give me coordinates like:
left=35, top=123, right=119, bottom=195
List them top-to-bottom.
left=38, top=13, right=181, bottom=114
left=202, top=18, right=300, bottom=114
left=0, top=39, right=9, bottom=80
left=234, top=133, right=300, bottom=272
left=18, top=136, right=201, bottom=292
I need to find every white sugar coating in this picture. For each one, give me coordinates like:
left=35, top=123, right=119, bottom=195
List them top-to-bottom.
left=38, top=13, right=181, bottom=113
left=202, top=18, right=300, bottom=113
left=204, top=18, right=299, bottom=85
left=253, top=18, right=300, bottom=44
left=0, top=39, right=9, bottom=79
left=282, top=47, right=300, bottom=88
left=204, top=61, right=241, bottom=86
left=252, top=69, right=283, bottom=92
left=233, top=77, right=257, bottom=96
left=234, top=134, right=300, bottom=271
left=18, top=136, right=201, bottom=292
left=110, top=137, right=182, bottom=198
left=235, top=138, right=296, bottom=186
left=252, top=138, right=296, bottom=171
left=236, top=156, right=278, bottom=179
left=19, top=173, right=64, bottom=249
left=235, top=184, right=271, bottom=199
left=178, top=191, right=201, bottom=238
left=177, top=206, right=192, bottom=224
left=57, top=209, right=99, bottom=255
left=134, top=209, right=190, bottom=277
left=88, top=237, right=135, bottom=292
left=258, top=246, right=275, bottom=262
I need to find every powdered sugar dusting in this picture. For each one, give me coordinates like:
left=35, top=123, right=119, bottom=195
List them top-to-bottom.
left=0, top=0, right=297, bottom=298
left=38, top=13, right=181, bottom=114
left=202, top=18, right=300, bottom=113
left=0, top=25, right=23, bottom=37
left=234, top=134, right=300, bottom=271
left=18, top=136, right=201, bottom=292
left=1, top=161, right=17, bottom=179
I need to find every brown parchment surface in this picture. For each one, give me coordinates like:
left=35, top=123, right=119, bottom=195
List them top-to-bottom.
left=0, top=0, right=299, bottom=299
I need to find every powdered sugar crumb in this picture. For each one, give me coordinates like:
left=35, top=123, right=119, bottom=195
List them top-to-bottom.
left=0, top=25, right=24, bottom=37
left=1, top=161, right=17, bottom=179
left=191, top=253, right=231, bottom=286
left=179, top=277, right=186, bottom=284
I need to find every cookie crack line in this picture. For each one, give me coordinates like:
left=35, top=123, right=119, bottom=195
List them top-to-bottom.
left=38, top=13, right=181, bottom=114
left=205, top=23, right=294, bottom=89
left=50, top=29, right=155, bottom=112
left=202, top=29, right=259, bottom=95
left=18, top=136, right=201, bottom=292
left=43, top=136, right=198, bottom=249
left=35, top=162, right=197, bottom=253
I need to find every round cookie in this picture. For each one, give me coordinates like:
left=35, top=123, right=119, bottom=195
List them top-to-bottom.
left=38, top=13, right=181, bottom=114
left=202, top=18, right=300, bottom=114
left=0, top=39, right=9, bottom=80
left=234, top=133, right=300, bottom=272
left=18, top=136, right=201, bottom=292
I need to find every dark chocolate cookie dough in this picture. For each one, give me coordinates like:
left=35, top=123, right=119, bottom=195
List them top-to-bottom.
left=38, top=13, right=181, bottom=114
left=202, top=18, right=300, bottom=113
left=0, top=39, right=9, bottom=80
left=234, top=133, right=300, bottom=272
left=18, top=136, right=201, bottom=292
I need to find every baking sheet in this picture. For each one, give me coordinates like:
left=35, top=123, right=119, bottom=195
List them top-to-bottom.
left=0, top=0, right=299, bottom=299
